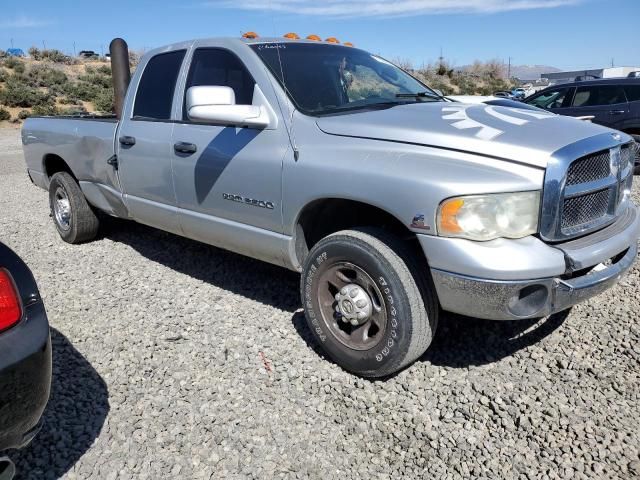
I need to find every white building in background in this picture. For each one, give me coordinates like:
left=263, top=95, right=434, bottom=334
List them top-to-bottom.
left=542, top=66, right=640, bottom=85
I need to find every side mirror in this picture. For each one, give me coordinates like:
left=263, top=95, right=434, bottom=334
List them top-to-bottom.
left=186, top=86, right=269, bottom=128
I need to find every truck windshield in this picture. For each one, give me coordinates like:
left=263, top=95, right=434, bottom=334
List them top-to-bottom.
left=250, top=43, right=441, bottom=116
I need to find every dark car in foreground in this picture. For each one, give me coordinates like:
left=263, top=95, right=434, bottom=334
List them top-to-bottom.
left=0, top=243, right=51, bottom=480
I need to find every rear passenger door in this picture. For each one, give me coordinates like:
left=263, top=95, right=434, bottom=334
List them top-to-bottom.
left=117, top=49, right=186, bottom=234
left=566, top=85, right=629, bottom=128
left=623, top=85, right=640, bottom=134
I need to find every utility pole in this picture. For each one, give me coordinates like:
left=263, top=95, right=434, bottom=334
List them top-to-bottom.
left=10, top=38, right=14, bottom=49
left=42, top=40, right=46, bottom=50
left=73, top=41, right=76, bottom=57
left=508, top=56, right=512, bottom=79
left=611, top=58, right=614, bottom=68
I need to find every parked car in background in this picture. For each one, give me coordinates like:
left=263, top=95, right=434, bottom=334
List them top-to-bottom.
left=5, top=48, right=25, bottom=57
left=78, top=50, right=99, bottom=59
left=524, top=78, right=640, bottom=139
left=525, top=78, right=640, bottom=171
left=511, top=88, right=526, bottom=100
left=493, top=90, right=515, bottom=99
left=0, top=243, right=51, bottom=480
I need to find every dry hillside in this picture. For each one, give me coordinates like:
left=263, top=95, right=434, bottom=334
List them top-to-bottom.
left=0, top=47, right=139, bottom=126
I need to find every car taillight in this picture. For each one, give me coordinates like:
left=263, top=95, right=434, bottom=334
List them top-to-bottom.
left=0, top=269, right=21, bottom=332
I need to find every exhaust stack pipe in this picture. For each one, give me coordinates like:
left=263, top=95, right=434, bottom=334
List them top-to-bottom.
left=109, top=38, right=131, bottom=119
left=0, top=457, right=15, bottom=480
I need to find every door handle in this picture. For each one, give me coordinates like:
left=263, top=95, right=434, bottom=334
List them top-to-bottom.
left=610, top=110, right=626, bottom=115
left=119, top=135, right=136, bottom=146
left=174, top=142, right=197, bottom=154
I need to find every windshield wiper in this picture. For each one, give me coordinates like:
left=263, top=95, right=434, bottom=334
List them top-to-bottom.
left=395, top=91, right=441, bottom=99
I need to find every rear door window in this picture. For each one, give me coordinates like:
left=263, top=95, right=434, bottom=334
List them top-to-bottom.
left=133, top=50, right=186, bottom=120
left=572, top=85, right=627, bottom=107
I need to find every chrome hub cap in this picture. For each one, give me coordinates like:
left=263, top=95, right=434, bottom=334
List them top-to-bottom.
left=53, top=187, right=71, bottom=231
left=317, top=262, right=387, bottom=351
left=335, top=284, right=372, bottom=326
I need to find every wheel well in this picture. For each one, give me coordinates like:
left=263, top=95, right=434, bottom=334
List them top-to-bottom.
left=43, top=154, right=75, bottom=181
left=295, top=199, right=420, bottom=265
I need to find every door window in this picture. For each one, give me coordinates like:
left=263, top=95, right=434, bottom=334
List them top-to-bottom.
left=183, top=48, right=256, bottom=120
left=133, top=50, right=186, bottom=120
left=572, top=85, right=627, bottom=107
left=624, top=85, right=640, bottom=102
left=527, top=88, right=570, bottom=109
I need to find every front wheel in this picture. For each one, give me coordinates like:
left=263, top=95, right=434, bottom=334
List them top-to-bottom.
left=300, top=228, right=438, bottom=377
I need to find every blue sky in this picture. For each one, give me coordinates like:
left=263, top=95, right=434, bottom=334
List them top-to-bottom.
left=1, top=0, right=638, bottom=70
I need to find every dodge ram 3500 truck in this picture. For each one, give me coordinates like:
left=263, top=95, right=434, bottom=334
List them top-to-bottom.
left=22, top=36, right=639, bottom=377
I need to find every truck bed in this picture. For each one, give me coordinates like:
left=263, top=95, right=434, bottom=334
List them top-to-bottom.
left=22, top=116, right=125, bottom=217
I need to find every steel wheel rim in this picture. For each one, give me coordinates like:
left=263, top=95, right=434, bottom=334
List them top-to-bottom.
left=53, top=187, right=71, bottom=231
left=317, top=261, right=387, bottom=351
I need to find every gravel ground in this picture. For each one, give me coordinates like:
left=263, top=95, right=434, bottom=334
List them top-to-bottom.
left=1, top=126, right=639, bottom=479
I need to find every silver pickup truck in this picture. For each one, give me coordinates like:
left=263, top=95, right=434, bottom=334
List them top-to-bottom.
left=22, top=36, right=639, bottom=377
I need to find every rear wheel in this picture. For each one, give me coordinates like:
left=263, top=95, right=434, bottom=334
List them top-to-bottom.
left=48, top=172, right=99, bottom=243
left=300, top=228, right=438, bottom=377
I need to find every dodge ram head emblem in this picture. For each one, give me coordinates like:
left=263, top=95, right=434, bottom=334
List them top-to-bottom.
left=410, top=214, right=430, bottom=230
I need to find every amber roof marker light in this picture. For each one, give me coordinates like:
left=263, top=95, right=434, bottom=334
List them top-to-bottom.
left=242, top=31, right=259, bottom=39
left=283, top=32, right=300, bottom=39
left=306, top=34, right=322, bottom=41
left=325, top=37, right=340, bottom=44
left=343, top=42, right=354, bottom=47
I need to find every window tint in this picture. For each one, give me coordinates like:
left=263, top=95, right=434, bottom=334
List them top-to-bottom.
left=184, top=48, right=255, bottom=119
left=133, top=50, right=186, bottom=120
left=572, top=85, right=627, bottom=107
left=625, top=85, right=640, bottom=102
left=527, top=88, right=570, bottom=109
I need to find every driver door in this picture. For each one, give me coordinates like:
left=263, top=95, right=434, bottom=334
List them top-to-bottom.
left=171, top=47, right=289, bottom=250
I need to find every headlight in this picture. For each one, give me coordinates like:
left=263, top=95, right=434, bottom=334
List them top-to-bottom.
left=437, top=191, right=540, bottom=241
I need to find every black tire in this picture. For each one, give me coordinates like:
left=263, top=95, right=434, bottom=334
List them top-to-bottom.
left=48, top=172, right=99, bottom=244
left=300, top=228, right=438, bottom=377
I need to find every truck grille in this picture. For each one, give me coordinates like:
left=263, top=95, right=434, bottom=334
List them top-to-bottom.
left=540, top=137, right=634, bottom=242
left=621, top=144, right=636, bottom=169
left=565, top=151, right=610, bottom=186
left=561, top=189, right=611, bottom=230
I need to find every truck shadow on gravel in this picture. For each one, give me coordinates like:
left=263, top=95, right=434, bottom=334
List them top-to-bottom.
left=101, top=218, right=301, bottom=312
left=101, top=218, right=570, bottom=373
left=291, top=309, right=570, bottom=376
left=421, top=309, right=571, bottom=368
left=10, top=328, right=109, bottom=480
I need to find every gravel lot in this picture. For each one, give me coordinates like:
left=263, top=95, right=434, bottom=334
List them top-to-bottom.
left=1, top=126, right=639, bottom=479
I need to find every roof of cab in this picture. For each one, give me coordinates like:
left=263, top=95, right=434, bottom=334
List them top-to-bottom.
left=241, top=36, right=354, bottom=46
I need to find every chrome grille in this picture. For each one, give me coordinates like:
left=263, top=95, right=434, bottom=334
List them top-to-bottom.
left=539, top=134, right=633, bottom=242
left=621, top=144, right=635, bottom=170
left=566, top=150, right=610, bottom=186
left=561, top=189, right=611, bottom=230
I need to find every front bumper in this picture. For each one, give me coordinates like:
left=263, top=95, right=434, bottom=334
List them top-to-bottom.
left=422, top=204, right=640, bottom=320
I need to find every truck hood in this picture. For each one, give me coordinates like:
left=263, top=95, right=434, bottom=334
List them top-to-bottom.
left=316, top=102, right=612, bottom=168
